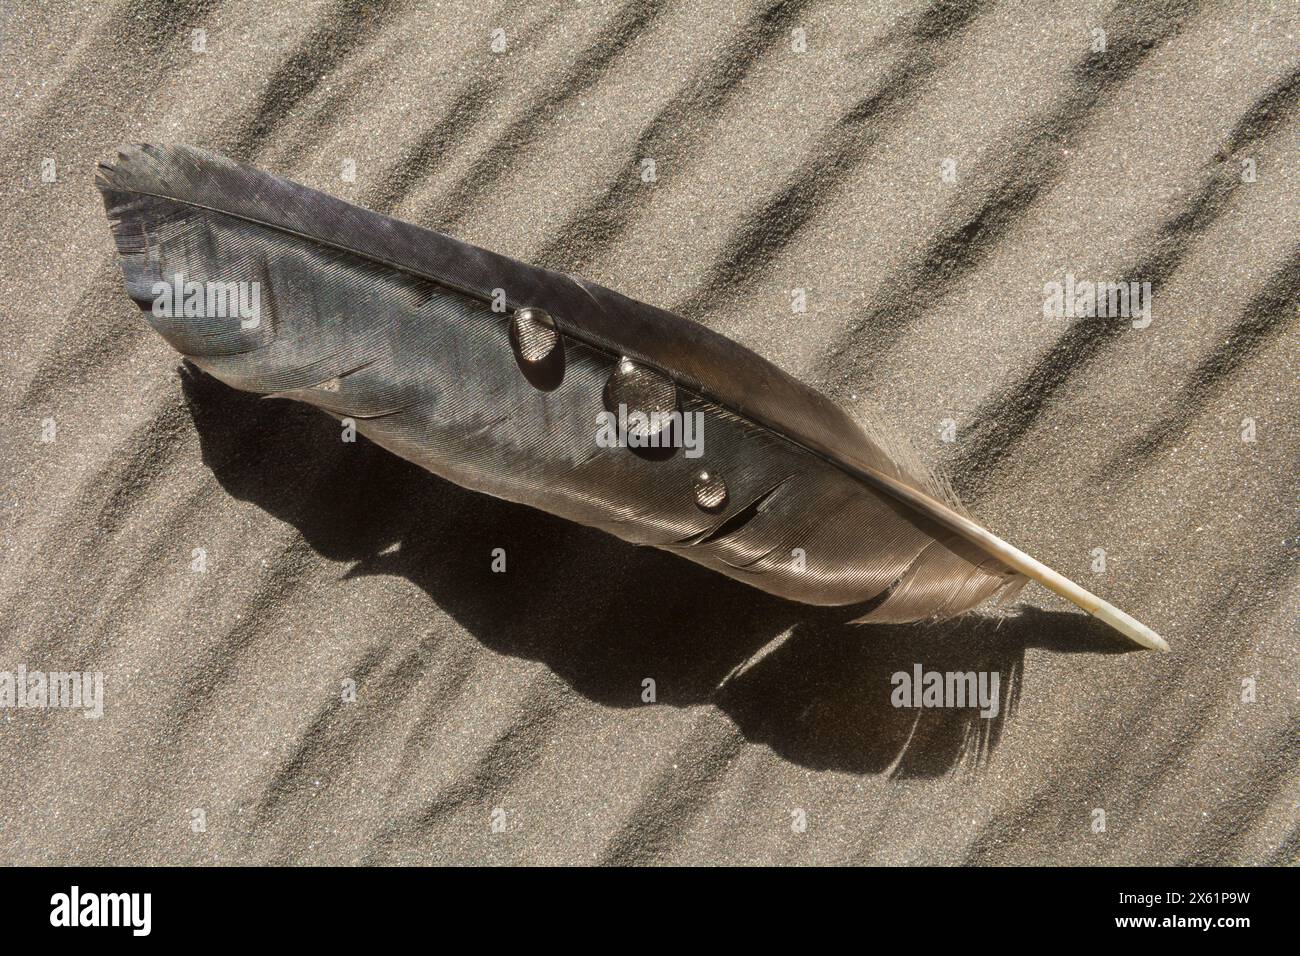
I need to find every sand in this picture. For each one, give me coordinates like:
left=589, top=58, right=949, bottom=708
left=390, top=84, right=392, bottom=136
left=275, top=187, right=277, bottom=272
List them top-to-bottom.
left=0, top=0, right=1295, bottom=864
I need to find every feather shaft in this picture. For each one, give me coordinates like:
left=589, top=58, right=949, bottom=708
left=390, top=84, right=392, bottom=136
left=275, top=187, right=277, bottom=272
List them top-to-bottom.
left=850, top=459, right=1168, bottom=650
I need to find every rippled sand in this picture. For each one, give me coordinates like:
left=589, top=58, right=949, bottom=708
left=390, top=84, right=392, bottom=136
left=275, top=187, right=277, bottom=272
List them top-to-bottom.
left=0, top=0, right=1295, bottom=864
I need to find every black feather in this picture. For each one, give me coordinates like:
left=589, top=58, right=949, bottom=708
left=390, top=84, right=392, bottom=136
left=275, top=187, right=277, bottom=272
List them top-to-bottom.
left=96, top=143, right=1039, bottom=624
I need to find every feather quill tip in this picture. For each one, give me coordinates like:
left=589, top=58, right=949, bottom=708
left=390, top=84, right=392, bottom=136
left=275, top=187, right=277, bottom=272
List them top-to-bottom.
left=1090, top=602, right=1170, bottom=653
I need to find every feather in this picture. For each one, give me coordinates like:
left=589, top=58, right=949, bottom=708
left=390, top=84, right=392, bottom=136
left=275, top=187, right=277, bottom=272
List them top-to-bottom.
left=95, top=144, right=1167, bottom=651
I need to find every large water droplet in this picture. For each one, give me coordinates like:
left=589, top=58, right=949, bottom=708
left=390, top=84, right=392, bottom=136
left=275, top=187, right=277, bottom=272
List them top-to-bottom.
left=509, top=307, right=564, bottom=390
left=510, top=307, right=557, bottom=361
left=604, top=357, right=677, bottom=443
left=693, top=470, right=728, bottom=511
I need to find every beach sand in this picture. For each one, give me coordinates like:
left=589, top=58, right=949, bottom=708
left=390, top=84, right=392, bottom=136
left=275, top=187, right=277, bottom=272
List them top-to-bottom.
left=0, top=0, right=1295, bottom=864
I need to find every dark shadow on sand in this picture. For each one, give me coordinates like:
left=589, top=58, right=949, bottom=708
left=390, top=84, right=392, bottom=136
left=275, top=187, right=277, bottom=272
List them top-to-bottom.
left=180, top=364, right=1139, bottom=778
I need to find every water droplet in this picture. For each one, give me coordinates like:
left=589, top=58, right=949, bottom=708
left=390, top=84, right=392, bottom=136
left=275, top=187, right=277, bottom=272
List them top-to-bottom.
left=509, top=307, right=564, bottom=390
left=509, top=307, right=557, bottom=362
left=604, top=357, right=677, bottom=442
left=693, top=470, right=728, bottom=511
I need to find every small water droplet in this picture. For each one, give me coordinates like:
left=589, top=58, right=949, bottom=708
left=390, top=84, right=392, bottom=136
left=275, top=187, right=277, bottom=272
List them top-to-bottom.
left=508, top=307, right=564, bottom=390
left=509, top=307, right=557, bottom=362
left=604, top=357, right=677, bottom=442
left=693, top=470, right=728, bottom=511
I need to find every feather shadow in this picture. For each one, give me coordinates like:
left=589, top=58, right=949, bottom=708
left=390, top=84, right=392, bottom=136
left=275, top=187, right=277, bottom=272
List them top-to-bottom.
left=180, top=363, right=1137, bottom=778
